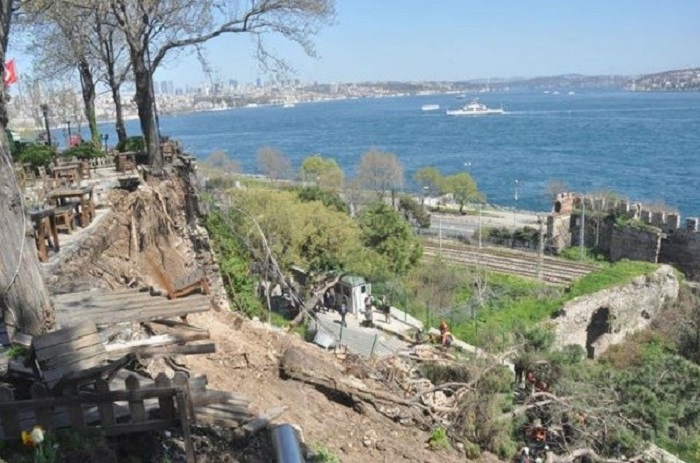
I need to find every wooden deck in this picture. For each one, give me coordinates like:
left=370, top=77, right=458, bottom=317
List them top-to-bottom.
left=54, top=288, right=212, bottom=327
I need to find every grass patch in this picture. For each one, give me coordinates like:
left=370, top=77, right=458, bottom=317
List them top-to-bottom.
left=567, top=260, right=658, bottom=299
left=450, top=261, right=659, bottom=346
left=428, top=427, right=449, bottom=450
left=310, top=443, right=341, bottom=463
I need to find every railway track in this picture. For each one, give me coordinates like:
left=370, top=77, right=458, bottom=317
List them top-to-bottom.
left=422, top=239, right=598, bottom=285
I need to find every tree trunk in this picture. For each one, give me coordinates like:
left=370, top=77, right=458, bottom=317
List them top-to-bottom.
left=0, top=0, right=54, bottom=336
left=132, top=53, right=161, bottom=171
left=77, top=59, right=100, bottom=147
left=111, top=83, right=127, bottom=144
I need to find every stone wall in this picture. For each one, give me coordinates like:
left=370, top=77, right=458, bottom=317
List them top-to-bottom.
left=546, top=214, right=571, bottom=251
left=610, top=226, right=662, bottom=262
left=659, top=232, right=700, bottom=281
left=551, top=265, right=679, bottom=358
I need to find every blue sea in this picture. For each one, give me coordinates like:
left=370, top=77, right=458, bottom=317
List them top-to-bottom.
left=103, top=91, right=700, bottom=217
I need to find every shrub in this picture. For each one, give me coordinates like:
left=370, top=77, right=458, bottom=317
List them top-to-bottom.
left=116, top=135, right=145, bottom=153
left=61, top=143, right=105, bottom=160
left=18, top=144, right=54, bottom=167
left=428, top=427, right=449, bottom=450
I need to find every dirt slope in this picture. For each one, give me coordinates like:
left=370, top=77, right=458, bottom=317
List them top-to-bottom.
left=185, top=309, right=468, bottom=463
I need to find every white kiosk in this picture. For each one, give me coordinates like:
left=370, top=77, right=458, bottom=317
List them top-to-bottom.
left=337, top=275, right=371, bottom=317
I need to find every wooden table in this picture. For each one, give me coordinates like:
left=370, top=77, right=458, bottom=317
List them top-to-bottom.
left=50, top=164, right=80, bottom=186
left=48, top=186, right=95, bottom=228
left=29, top=208, right=59, bottom=262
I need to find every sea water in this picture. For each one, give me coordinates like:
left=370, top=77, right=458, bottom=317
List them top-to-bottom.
left=106, top=91, right=700, bottom=217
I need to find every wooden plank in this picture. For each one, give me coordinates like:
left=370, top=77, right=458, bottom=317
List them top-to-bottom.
left=53, top=288, right=147, bottom=303
left=54, top=293, right=166, bottom=311
left=56, top=294, right=210, bottom=316
left=56, top=295, right=211, bottom=318
left=58, top=301, right=212, bottom=327
left=32, top=321, right=97, bottom=350
left=12, top=332, right=33, bottom=348
left=34, top=333, right=105, bottom=365
left=38, top=339, right=106, bottom=369
left=130, top=343, right=215, bottom=359
left=41, top=351, right=108, bottom=383
left=155, top=374, right=175, bottom=424
left=126, top=375, right=146, bottom=423
left=95, top=379, right=115, bottom=427
left=30, top=383, right=54, bottom=432
left=0, top=387, right=19, bottom=438
left=176, top=390, right=195, bottom=463
left=195, top=404, right=254, bottom=424
left=242, top=406, right=288, bottom=435
left=102, top=419, right=172, bottom=436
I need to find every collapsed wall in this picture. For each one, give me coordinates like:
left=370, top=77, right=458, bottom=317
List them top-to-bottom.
left=44, top=160, right=229, bottom=313
left=551, top=265, right=679, bottom=358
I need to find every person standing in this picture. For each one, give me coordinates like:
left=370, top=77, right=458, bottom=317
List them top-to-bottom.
left=379, top=294, right=390, bottom=322
left=339, top=301, right=348, bottom=327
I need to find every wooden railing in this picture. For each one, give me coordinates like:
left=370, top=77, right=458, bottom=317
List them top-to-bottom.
left=0, top=372, right=194, bottom=462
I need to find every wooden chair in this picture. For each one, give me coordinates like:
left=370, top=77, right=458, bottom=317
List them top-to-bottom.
left=54, top=206, right=75, bottom=234
left=31, top=210, right=59, bottom=262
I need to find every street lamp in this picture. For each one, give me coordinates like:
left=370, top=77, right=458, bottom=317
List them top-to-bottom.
left=39, top=104, right=51, bottom=147
left=65, top=120, right=71, bottom=138
left=513, top=179, right=519, bottom=228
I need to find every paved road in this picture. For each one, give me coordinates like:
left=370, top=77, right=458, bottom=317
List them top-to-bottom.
left=425, top=208, right=545, bottom=240
left=313, top=308, right=415, bottom=358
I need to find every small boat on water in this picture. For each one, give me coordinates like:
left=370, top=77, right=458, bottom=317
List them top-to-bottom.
left=446, top=98, right=504, bottom=116
left=282, top=103, right=296, bottom=108
left=421, top=104, right=440, bottom=112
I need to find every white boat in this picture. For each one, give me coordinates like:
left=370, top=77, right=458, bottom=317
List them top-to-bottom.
left=568, top=91, right=576, bottom=96
left=446, top=99, right=504, bottom=116
left=282, top=103, right=296, bottom=108
left=421, top=104, right=440, bottom=112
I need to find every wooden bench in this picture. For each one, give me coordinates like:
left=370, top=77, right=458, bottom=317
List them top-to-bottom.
left=168, top=269, right=210, bottom=300
left=31, top=321, right=127, bottom=392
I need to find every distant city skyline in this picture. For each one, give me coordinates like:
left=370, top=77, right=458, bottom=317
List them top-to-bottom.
left=9, top=0, right=700, bottom=88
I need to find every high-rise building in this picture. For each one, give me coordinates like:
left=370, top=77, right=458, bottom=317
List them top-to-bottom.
left=255, top=77, right=262, bottom=88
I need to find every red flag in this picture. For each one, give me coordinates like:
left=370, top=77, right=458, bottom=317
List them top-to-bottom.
left=4, top=59, right=17, bottom=86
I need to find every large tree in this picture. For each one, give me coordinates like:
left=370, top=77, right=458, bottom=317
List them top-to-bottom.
left=0, top=0, right=54, bottom=335
left=109, top=0, right=335, bottom=171
left=23, top=1, right=102, bottom=146
left=257, top=146, right=291, bottom=182
left=357, top=149, right=404, bottom=205
left=300, top=154, right=343, bottom=190
left=414, top=166, right=444, bottom=202
left=443, top=172, right=482, bottom=214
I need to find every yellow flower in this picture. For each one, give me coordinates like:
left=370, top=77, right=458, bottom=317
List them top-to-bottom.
left=20, top=426, right=44, bottom=448
left=21, top=430, right=33, bottom=448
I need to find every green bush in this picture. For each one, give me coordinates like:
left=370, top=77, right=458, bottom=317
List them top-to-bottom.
left=116, top=135, right=145, bottom=153
left=61, top=143, right=105, bottom=160
left=18, top=144, right=54, bottom=167
left=428, top=427, right=449, bottom=450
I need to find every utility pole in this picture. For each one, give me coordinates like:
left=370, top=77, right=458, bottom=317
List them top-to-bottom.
left=513, top=179, right=519, bottom=229
left=580, top=195, right=586, bottom=261
left=478, top=202, right=482, bottom=249
left=438, top=215, right=443, bottom=256
left=537, top=215, right=544, bottom=281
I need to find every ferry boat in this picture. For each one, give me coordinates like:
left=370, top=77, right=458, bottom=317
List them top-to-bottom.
left=446, top=99, right=504, bottom=116
left=421, top=104, right=440, bottom=112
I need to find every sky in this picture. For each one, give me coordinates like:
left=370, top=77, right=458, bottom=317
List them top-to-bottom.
left=11, top=0, right=700, bottom=88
